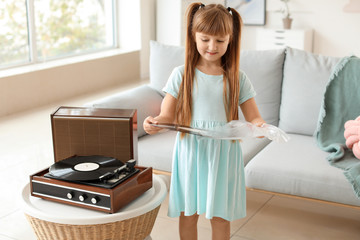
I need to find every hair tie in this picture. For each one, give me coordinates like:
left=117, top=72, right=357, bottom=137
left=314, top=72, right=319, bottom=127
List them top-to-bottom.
left=199, top=3, right=205, bottom=9
left=227, top=7, right=232, bottom=13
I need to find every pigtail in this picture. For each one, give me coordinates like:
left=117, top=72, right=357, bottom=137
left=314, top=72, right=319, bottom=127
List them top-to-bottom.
left=176, top=2, right=202, bottom=130
left=223, top=7, right=242, bottom=122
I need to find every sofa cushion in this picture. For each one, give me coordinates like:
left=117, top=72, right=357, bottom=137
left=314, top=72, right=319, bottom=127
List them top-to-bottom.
left=149, top=40, right=185, bottom=96
left=279, top=48, right=340, bottom=135
left=239, top=49, right=285, bottom=126
left=84, top=84, right=163, bottom=137
left=245, top=134, right=360, bottom=206
left=241, top=137, right=271, bottom=166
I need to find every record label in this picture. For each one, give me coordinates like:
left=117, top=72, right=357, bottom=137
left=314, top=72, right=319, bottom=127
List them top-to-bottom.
left=74, top=162, right=100, bottom=171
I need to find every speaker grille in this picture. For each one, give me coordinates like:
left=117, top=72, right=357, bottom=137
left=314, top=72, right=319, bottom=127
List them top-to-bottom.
left=51, top=107, right=136, bottom=163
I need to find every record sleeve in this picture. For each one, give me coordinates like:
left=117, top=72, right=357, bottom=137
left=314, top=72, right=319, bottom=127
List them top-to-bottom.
left=151, top=121, right=290, bottom=142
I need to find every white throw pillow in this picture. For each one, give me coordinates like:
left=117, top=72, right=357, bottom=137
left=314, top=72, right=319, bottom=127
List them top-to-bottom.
left=149, top=40, right=185, bottom=96
left=279, top=48, right=340, bottom=136
left=239, top=49, right=285, bottom=126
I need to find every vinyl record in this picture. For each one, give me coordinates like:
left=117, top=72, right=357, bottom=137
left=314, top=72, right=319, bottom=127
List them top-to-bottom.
left=48, top=155, right=124, bottom=181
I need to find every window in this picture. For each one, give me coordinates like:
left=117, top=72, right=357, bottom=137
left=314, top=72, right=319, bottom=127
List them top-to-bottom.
left=0, top=0, right=117, bottom=69
left=0, top=1, right=29, bottom=68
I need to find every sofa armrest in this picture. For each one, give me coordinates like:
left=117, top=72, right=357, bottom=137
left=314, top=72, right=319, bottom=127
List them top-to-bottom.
left=84, top=84, right=163, bottom=137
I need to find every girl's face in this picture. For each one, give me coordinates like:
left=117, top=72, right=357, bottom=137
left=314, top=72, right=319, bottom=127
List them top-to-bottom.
left=195, top=32, right=230, bottom=64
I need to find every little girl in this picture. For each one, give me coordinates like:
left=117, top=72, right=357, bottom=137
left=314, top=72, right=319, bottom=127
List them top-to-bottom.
left=144, top=3, right=265, bottom=240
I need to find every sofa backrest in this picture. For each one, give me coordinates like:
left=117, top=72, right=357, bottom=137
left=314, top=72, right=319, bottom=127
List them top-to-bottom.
left=149, top=41, right=285, bottom=126
left=278, top=48, right=340, bottom=136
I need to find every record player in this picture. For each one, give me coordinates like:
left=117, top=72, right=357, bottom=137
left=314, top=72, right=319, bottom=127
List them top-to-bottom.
left=30, top=107, right=152, bottom=213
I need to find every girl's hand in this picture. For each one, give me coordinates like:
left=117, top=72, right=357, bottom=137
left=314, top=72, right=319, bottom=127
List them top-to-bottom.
left=143, top=93, right=177, bottom=135
left=143, top=116, right=161, bottom=135
left=253, top=121, right=266, bottom=138
left=254, top=122, right=266, bottom=128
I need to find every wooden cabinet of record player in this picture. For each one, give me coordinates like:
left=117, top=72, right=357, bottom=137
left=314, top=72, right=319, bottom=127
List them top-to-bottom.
left=51, top=106, right=138, bottom=163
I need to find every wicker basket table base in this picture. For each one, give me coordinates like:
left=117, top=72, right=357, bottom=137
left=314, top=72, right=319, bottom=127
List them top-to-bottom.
left=21, top=175, right=167, bottom=240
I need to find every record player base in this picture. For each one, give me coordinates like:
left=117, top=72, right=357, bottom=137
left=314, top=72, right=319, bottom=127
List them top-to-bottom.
left=25, top=205, right=160, bottom=240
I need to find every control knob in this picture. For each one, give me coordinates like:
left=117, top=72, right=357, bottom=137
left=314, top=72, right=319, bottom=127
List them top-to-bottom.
left=66, top=192, right=74, bottom=199
left=79, top=194, right=87, bottom=202
left=91, top=197, right=99, bottom=204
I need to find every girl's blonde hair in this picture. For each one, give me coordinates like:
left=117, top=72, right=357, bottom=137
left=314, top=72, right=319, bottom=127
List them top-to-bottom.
left=176, top=3, right=242, bottom=127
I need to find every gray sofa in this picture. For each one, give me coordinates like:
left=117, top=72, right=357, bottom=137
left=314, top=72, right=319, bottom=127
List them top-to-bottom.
left=86, top=41, right=360, bottom=207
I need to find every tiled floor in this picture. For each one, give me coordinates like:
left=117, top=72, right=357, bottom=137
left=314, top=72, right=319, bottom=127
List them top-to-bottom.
left=1, top=83, right=360, bottom=240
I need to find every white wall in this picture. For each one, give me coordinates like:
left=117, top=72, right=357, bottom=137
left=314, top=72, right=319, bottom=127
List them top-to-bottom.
left=140, top=0, right=156, bottom=79
left=154, top=0, right=360, bottom=57
left=156, top=0, right=224, bottom=47
left=242, top=0, right=360, bottom=57
left=0, top=51, right=140, bottom=117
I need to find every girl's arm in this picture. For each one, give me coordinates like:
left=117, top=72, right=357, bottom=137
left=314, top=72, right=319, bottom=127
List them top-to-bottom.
left=143, top=93, right=177, bottom=135
left=240, top=97, right=265, bottom=126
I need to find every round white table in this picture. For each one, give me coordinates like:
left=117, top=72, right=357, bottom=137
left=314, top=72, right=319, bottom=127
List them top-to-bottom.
left=21, top=174, right=167, bottom=240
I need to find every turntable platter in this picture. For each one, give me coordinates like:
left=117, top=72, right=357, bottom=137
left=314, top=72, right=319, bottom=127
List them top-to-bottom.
left=48, top=155, right=123, bottom=181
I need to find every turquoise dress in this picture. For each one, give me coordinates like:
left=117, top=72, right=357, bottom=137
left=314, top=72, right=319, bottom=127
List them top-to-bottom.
left=163, top=65, right=256, bottom=221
